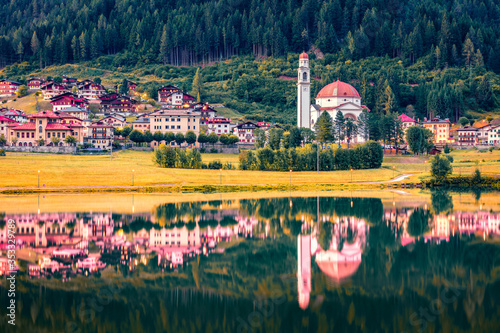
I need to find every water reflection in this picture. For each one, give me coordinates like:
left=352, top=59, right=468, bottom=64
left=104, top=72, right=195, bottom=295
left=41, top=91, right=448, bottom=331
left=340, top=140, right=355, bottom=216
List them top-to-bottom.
left=0, top=194, right=499, bottom=332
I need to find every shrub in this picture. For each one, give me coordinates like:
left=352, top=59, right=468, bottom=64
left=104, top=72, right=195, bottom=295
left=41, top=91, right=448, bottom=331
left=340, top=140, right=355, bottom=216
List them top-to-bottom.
left=0, top=148, right=5, bottom=156
left=208, top=160, right=223, bottom=169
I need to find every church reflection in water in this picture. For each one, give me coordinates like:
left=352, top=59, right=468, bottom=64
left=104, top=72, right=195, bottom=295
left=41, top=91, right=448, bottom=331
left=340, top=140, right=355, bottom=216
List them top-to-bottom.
left=297, top=217, right=368, bottom=309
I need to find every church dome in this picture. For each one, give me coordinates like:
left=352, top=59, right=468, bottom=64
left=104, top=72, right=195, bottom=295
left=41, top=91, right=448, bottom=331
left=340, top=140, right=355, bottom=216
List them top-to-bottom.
left=299, top=52, right=309, bottom=59
left=316, top=80, right=360, bottom=99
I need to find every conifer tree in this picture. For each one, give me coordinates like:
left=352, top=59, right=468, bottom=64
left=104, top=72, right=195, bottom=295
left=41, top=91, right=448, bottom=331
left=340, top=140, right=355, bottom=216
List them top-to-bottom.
left=192, top=68, right=203, bottom=102
left=315, top=111, right=334, bottom=144
left=334, top=111, right=345, bottom=146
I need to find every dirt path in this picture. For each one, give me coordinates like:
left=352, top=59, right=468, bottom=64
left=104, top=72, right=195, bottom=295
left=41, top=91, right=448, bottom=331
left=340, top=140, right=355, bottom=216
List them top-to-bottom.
left=352, top=174, right=413, bottom=184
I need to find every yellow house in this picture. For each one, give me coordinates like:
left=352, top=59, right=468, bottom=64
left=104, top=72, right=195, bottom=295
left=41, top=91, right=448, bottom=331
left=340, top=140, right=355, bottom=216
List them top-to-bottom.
left=7, top=110, right=84, bottom=146
left=421, top=116, right=452, bottom=143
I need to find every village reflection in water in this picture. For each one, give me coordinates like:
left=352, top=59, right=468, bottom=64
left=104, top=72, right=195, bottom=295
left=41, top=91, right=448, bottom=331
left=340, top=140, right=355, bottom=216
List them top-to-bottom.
left=0, top=194, right=498, bottom=312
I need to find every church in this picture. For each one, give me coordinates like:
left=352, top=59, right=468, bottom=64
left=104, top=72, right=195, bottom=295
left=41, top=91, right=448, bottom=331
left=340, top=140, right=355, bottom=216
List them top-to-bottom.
left=297, top=52, right=369, bottom=143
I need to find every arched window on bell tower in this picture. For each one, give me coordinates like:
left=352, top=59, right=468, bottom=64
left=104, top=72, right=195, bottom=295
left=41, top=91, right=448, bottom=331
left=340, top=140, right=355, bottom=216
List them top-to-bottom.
left=303, top=72, right=307, bottom=81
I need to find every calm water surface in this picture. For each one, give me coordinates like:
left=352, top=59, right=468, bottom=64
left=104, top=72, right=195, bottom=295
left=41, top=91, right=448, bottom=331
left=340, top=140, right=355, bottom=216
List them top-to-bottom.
left=0, top=191, right=499, bottom=333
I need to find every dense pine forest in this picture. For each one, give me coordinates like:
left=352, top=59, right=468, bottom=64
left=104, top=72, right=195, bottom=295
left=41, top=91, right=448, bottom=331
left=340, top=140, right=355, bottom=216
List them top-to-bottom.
left=0, top=0, right=499, bottom=124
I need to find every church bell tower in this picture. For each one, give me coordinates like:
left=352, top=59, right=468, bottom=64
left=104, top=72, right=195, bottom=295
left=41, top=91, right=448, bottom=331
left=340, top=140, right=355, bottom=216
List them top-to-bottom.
left=297, top=52, right=311, bottom=129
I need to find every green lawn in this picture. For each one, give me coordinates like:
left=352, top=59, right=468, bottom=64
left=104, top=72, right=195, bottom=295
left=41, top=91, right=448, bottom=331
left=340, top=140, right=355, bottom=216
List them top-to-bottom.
left=0, top=149, right=498, bottom=188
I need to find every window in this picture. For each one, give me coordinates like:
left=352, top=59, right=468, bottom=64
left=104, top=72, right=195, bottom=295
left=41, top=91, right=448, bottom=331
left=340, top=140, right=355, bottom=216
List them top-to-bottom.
left=303, top=72, right=307, bottom=80
left=177, top=126, right=180, bottom=129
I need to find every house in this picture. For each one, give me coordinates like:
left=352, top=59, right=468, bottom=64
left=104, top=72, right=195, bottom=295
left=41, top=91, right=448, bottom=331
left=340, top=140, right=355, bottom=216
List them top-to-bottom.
left=62, top=75, right=78, bottom=86
left=27, top=78, right=45, bottom=90
left=0, top=79, right=21, bottom=96
left=126, top=80, right=137, bottom=91
left=41, top=82, right=69, bottom=100
left=77, top=82, right=106, bottom=100
left=158, top=85, right=181, bottom=103
left=50, top=93, right=89, bottom=111
left=99, top=94, right=137, bottom=113
left=192, top=103, right=217, bottom=124
left=57, top=106, right=90, bottom=120
left=1, top=109, right=27, bottom=123
left=149, top=109, right=200, bottom=147
left=7, top=110, right=84, bottom=146
left=99, top=114, right=128, bottom=128
left=398, top=114, right=418, bottom=133
left=0, top=115, right=17, bottom=140
left=421, top=116, right=452, bottom=144
left=206, top=117, right=232, bottom=136
left=132, top=118, right=150, bottom=133
left=84, top=121, right=114, bottom=149
left=257, top=121, right=271, bottom=130
left=233, top=122, right=260, bottom=144
left=476, top=124, right=494, bottom=145
left=456, top=125, right=478, bottom=146
left=488, top=125, right=500, bottom=145
left=428, top=148, right=442, bottom=155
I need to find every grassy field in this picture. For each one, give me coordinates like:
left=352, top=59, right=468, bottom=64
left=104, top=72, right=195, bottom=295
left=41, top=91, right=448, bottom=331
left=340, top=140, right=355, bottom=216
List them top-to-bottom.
left=2, top=91, right=52, bottom=114
left=0, top=148, right=498, bottom=189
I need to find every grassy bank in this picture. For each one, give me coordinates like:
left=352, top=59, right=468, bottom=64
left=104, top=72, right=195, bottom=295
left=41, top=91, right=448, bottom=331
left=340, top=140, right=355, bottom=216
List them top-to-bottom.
left=0, top=149, right=499, bottom=193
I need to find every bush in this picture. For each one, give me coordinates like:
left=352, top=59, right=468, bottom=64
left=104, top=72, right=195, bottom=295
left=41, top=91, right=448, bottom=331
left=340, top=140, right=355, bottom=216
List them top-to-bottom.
left=238, top=140, right=383, bottom=171
left=0, top=148, right=5, bottom=156
left=209, top=148, right=218, bottom=153
left=208, top=160, right=223, bottom=169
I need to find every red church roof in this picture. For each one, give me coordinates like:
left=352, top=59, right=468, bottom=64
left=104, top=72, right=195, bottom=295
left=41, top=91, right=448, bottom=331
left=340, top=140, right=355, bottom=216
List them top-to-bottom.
left=299, top=52, right=309, bottom=59
left=317, top=80, right=361, bottom=99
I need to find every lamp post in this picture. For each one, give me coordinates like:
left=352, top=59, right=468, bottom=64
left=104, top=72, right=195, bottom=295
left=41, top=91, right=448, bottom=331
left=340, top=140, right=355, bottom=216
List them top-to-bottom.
left=316, top=142, right=319, bottom=174
left=132, top=169, right=134, bottom=186
left=289, top=169, right=292, bottom=188
left=38, top=170, right=40, bottom=188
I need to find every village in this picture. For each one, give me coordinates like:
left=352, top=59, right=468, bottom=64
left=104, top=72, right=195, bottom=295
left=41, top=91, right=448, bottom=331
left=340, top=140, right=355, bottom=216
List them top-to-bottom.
left=1, top=68, right=499, bottom=155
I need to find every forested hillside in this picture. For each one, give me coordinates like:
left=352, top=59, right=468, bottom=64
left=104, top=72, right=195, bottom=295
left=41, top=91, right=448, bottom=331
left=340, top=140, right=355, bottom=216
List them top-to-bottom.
left=0, top=0, right=499, bottom=125
left=1, top=0, right=500, bottom=69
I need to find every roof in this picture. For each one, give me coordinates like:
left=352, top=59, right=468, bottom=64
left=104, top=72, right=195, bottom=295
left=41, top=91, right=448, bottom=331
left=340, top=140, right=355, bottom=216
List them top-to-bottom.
left=299, top=52, right=309, bottom=59
left=0, top=79, right=21, bottom=85
left=317, top=80, right=360, bottom=99
left=50, top=93, right=88, bottom=104
left=59, top=106, right=89, bottom=113
left=150, top=110, right=194, bottom=116
left=29, top=111, right=61, bottom=119
left=399, top=114, right=416, bottom=122
left=0, top=115, right=16, bottom=122
left=206, top=117, right=231, bottom=124
left=422, top=117, right=451, bottom=124
left=132, top=118, right=150, bottom=123
left=235, top=121, right=259, bottom=129
left=11, top=122, right=36, bottom=130
left=89, top=122, right=114, bottom=128
left=46, top=123, right=71, bottom=130
left=457, top=125, right=478, bottom=131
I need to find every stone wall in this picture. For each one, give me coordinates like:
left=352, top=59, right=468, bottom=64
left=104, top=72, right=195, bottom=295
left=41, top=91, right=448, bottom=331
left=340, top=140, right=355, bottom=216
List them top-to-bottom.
left=4, top=146, right=77, bottom=154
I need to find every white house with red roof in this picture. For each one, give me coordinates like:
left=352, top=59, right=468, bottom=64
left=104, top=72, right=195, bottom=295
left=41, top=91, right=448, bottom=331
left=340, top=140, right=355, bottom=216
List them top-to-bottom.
left=27, top=78, right=45, bottom=90
left=0, top=79, right=21, bottom=96
left=41, top=82, right=69, bottom=100
left=77, top=82, right=106, bottom=101
left=50, top=93, right=89, bottom=111
left=1, top=109, right=27, bottom=123
left=398, top=114, right=417, bottom=133
left=206, top=117, right=232, bottom=135
left=84, top=121, right=114, bottom=149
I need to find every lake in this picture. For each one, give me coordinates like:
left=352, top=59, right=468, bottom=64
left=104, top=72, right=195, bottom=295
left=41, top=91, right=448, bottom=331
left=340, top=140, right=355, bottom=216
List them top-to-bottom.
left=0, top=190, right=499, bottom=333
